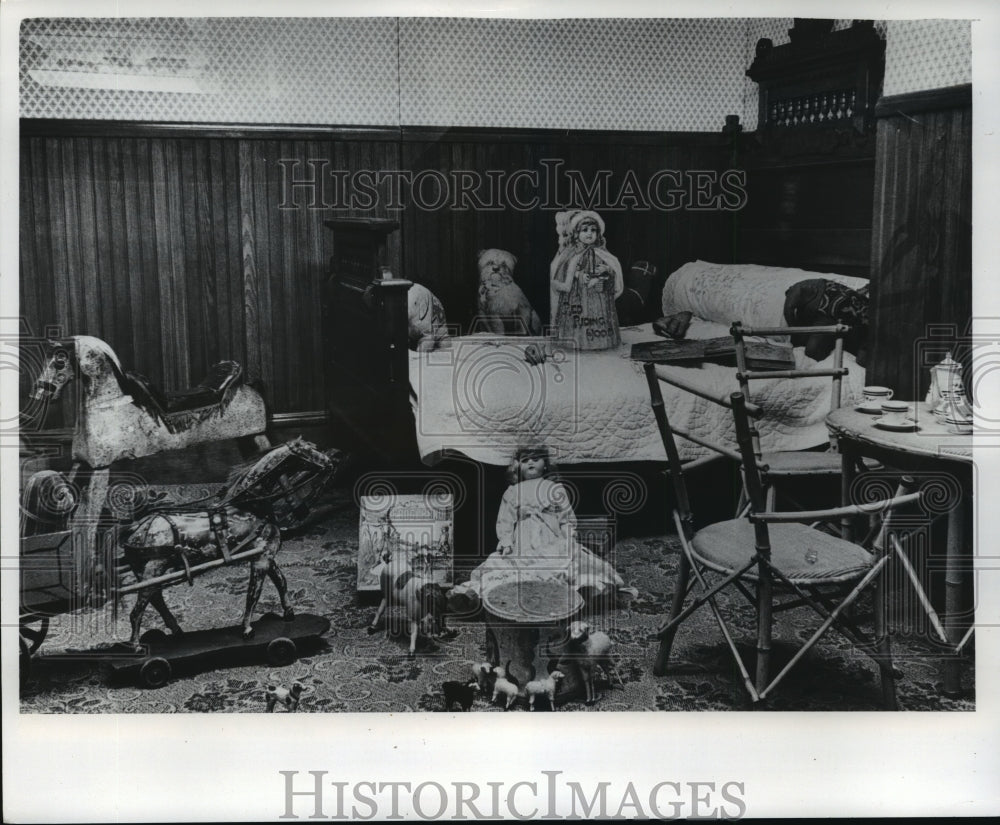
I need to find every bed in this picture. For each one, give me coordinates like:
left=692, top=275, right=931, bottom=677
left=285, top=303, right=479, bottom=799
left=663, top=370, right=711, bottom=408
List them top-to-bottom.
left=323, top=231, right=868, bottom=468
left=407, top=260, right=868, bottom=466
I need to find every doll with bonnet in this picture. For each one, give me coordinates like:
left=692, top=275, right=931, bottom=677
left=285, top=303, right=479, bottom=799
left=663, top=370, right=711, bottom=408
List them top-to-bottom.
left=549, top=210, right=624, bottom=351
left=448, top=446, right=635, bottom=611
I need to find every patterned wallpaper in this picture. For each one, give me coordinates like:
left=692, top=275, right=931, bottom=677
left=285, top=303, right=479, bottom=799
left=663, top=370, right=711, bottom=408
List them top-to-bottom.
left=18, top=16, right=971, bottom=130
left=19, top=16, right=747, bottom=129
left=19, top=17, right=400, bottom=125
left=397, top=17, right=745, bottom=131
left=882, top=19, right=972, bottom=96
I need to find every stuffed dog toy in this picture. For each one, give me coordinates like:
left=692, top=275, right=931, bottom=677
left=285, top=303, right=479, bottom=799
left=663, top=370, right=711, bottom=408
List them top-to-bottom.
left=476, top=249, right=542, bottom=336
left=783, top=278, right=869, bottom=366
left=407, top=283, right=449, bottom=351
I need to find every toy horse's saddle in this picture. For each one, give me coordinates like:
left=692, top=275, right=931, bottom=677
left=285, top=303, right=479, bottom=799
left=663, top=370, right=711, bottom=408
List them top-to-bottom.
left=126, top=361, right=244, bottom=416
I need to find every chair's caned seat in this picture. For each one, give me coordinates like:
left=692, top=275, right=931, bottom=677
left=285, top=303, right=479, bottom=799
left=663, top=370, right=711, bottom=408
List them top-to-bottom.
left=759, top=450, right=843, bottom=476
left=760, top=450, right=883, bottom=478
left=691, top=519, right=874, bottom=585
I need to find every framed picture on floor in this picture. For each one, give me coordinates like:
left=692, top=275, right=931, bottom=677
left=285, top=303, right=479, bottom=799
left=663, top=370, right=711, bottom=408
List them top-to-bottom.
left=357, top=492, right=454, bottom=592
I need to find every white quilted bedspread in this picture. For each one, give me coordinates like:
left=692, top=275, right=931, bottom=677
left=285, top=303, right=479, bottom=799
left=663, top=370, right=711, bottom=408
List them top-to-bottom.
left=661, top=260, right=869, bottom=325
left=408, top=321, right=865, bottom=466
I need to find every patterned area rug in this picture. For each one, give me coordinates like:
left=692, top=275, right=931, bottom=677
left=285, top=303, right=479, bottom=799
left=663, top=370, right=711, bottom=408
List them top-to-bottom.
left=20, top=487, right=975, bottom=713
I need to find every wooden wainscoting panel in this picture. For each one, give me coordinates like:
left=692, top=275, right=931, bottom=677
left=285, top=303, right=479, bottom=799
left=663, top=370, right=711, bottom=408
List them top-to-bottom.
left=868, top=102, right=972, bottom=399
left=20, top=123, right=729, bottom=419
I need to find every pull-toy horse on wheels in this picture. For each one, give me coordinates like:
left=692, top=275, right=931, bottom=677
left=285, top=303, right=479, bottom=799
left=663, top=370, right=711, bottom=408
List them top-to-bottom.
left=21, top=335, right=341, bottom=684
left=20, top=436, right=342, bottom=684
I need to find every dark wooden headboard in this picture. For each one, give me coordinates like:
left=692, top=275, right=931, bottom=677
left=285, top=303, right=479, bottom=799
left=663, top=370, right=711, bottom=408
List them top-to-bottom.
left=735, top=19, right=886, bottom=278
left=732, top=127, right=877, bottom=279
left=322, top=218, right=416, bottom=463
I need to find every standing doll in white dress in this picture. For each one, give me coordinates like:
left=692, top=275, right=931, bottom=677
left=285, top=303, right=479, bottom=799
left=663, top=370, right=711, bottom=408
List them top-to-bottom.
left=449, top=447, right=635, bottom=610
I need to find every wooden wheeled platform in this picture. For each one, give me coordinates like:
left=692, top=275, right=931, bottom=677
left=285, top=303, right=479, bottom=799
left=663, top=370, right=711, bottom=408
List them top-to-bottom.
left=108, top=612, right=330, bottom=688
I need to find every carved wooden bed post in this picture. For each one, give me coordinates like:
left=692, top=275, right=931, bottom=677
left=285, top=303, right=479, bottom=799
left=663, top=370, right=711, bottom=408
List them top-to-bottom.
left=322, top=218, right=415, bottom=462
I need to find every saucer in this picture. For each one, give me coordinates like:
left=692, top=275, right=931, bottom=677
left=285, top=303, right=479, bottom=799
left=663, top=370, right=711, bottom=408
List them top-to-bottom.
left=855, top=403, right=884, bottom=415
left=874, top=417, right=919, bottom=432
left=945, top=418, right=973, bottom=434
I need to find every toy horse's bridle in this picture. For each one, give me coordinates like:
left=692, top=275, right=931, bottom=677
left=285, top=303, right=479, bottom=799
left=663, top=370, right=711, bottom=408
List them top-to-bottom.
left=33, top=346, right=72, bottom=400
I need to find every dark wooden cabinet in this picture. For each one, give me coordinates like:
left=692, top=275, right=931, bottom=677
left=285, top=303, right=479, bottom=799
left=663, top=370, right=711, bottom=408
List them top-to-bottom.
left=747, top=20, right=885, bottom=134
left=736, top=21, right=885, bottom=278
left=322, top=218, right=415, bottom=462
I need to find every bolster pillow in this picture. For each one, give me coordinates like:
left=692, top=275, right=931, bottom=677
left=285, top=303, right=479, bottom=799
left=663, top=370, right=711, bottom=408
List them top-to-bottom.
left=661, top=260, right=868, bottom=329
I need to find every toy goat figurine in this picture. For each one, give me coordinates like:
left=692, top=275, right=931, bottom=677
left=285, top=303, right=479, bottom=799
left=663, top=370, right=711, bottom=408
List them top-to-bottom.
left=367, top=548, right=451, bottom=657
left=560, top=621, right=624, bottom=705
left=471, top=662, right=494, bottom=693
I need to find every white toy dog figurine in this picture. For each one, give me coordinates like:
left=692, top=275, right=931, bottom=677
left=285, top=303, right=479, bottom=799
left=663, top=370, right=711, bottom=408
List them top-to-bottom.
left=476, top=249, right=542, bottom=336
left=265, top=682, right=304, bottom=712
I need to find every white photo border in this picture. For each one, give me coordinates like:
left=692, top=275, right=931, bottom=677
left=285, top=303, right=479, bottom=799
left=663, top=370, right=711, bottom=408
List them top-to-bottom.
left=2, top=0, right=999, bottom=820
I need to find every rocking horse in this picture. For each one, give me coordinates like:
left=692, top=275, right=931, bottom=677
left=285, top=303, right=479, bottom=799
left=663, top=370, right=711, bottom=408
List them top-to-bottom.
left=30, top=335, right=271, bottom=598
left=32, top=335, right=269, bottom=468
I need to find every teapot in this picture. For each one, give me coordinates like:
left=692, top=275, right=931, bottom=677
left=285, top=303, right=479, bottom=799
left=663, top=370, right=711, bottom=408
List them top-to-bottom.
left=928, top=352, right=972, bottom=421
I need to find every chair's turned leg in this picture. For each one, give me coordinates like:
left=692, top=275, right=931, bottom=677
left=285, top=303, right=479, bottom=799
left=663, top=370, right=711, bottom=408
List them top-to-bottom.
left=839, top=442, right=858, bottom=541
left=765, top=484, right=777, bottom=513
left=735, top=486, right=749, bottom=519
left=943, top=503, right=965, bottom=698
left=655, top=551, right=691, bottom=676
left=874, top=563, right=898, bottom=710
left=755, top=571, right=773, bottom=697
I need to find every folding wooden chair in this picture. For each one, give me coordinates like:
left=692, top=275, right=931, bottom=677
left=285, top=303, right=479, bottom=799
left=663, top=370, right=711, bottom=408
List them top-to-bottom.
left=730, top=321, right=864, bottom=513
left=644, top=362, right=922, bottom=708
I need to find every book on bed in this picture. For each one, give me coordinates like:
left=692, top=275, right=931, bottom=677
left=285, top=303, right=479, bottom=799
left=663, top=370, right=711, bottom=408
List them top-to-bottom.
left=630, top=336, right=795, bottom=371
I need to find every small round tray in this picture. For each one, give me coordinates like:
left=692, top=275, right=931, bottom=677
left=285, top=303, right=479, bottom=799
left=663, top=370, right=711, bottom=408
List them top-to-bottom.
left=482, top=580, right=583, bottom=623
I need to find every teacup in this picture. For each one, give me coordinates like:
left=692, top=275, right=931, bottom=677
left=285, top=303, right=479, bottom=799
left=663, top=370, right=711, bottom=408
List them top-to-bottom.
left=863, top=386, right=894, bottom=405
left=880, top=400, right=912, bottom=426
left=945, top=415, right=973, bottom=435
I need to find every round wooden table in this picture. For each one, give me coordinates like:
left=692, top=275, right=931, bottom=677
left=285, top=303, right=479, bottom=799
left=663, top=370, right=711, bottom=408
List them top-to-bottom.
left=826, top=401, right=973, bottom=696
left=482, top=580, right=584, bottom=703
